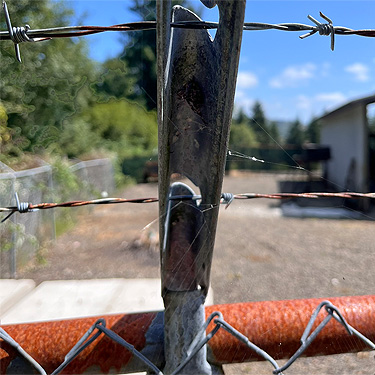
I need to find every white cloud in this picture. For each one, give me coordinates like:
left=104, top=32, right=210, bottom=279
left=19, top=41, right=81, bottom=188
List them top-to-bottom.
left=321, top=62, right=331, bottom=77
left=269, top=63, right=316, bottom=88
left=345, top=63, right=370, bottom=82
left=236, top=71, right=258, bottom=89
left=234, top=90, right=255, bottom=112
left=295, top=92, right=347, bottom=121
left=315, top=92, right=347, bottom=105
left=296, top=95, right=312, bottom=111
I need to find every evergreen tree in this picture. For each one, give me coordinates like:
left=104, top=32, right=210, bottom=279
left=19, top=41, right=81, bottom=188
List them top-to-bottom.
left=107, top=0, right=200, bottom=110
left=118, top=0, right=157, bottom=110
left=249, top=101, right=271, bottom=145
left=234, top=107, right=248, bottom=124
left=230, top=110, right=257, bottom=150
left=305, top=117, right=321, bottom=143
left=286, top=119, right=305, bottom=146
left=268, top=121, right=281, bottom=143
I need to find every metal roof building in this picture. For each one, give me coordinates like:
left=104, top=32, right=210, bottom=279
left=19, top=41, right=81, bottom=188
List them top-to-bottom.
left=319, top=94, right=375, bottom=194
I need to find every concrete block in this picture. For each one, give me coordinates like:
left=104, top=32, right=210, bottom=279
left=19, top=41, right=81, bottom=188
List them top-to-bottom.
left=0, top=279, right=35, bottom=320
left=1, top=279, right=214, bottom=324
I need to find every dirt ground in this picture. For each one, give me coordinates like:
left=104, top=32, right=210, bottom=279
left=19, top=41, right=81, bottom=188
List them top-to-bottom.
left=19, top=172, right=375, bottom=374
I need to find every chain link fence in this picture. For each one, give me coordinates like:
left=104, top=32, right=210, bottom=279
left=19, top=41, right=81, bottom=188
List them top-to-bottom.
left=0, top=158, right=114, bottom=278
left=1, top=299, right=374, bottom=375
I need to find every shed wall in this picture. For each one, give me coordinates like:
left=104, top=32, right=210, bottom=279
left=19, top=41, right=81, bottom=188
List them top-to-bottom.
left=321, top=105, right=368, bottom=191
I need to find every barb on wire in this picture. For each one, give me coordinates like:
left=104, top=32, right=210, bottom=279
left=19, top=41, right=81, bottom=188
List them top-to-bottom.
left=1, top=0, right=49, bottom=62
left=1, top=1, right=375, bottom=62
left=301, top=12, right=335, bottom=50
left=1, top=190, right=374, bottom=223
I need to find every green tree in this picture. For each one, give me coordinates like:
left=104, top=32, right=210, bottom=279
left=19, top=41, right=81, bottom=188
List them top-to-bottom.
left=0, top=0, right=96, bottom=155
left=104, top=0, right=201, bottom=110
left=118, top=0, right=157, bottom=110
left=94, top=55, right=137, bottom=101
left=78, top=99, right=157, bottom=158
left=249, top=101, right=271, bottom=145
left=0, top=103, right=12, bottom=156
left=234, top=107, right=248, bottom=124
left=305, top=117, right=321, bottom=143
left=286, top=119, right=305, bottom=146
left=268, top=121, right=281, bottom=143
left=229, top=122, right=257, bottom=150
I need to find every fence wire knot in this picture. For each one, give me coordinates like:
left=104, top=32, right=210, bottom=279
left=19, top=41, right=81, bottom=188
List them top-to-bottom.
left=2, top=1, right=47, bottom=62
left=301, top=12, right=335, bottom=50
left=1, top=192, right=31, bottom=223
left=220, top=192, right=234, bottom=209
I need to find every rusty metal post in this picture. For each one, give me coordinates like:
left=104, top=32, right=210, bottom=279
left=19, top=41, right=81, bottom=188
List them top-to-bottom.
left=157, top=0, right=246, bottom=373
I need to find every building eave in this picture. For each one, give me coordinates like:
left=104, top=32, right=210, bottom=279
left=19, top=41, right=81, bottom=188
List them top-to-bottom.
left=319, top=94, right=375, bottom=122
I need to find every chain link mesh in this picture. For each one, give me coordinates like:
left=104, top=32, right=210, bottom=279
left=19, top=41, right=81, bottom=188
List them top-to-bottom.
left=1, top=301, right=374, bottom=375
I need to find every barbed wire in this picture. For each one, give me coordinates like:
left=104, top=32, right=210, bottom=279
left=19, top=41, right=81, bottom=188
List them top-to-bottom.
left=1, top=0, right=375, bottom=61
left=1, top=190, right=374, bottom=223
left=1, top=301, right=374, bottom=375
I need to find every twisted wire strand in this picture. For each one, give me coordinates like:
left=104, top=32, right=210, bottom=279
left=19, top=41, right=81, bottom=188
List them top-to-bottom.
left=1, top=2, right=374, bottom=62
left=1, top=20, right=375, bottom=40
left=1, top=21, right=374, bottom=39
left=1, top=191, right=374, bottom=223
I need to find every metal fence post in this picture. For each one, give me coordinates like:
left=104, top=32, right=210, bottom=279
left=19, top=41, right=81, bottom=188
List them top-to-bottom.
left=157, top=1, right=246, bottom=373
left=0, top=161, right=17, bottom=278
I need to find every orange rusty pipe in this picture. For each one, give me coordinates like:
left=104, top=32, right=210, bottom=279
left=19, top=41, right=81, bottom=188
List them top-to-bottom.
left=1, top=295, right=374, bottom=374
left=205, top=295, right=375, bottom=364
left=0, top=312, right=161, bottom=374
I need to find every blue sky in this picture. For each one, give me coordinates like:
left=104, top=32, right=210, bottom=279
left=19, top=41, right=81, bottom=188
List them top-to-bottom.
left=67, top=0, right=375, bottom=124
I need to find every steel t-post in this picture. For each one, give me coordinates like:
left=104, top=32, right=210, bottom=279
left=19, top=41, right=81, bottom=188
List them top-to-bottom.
left=157, top=0, right=246, bottom=373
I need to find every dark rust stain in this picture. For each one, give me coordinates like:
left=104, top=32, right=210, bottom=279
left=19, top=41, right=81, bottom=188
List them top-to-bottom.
left=177, top=77, right=205, bottom=117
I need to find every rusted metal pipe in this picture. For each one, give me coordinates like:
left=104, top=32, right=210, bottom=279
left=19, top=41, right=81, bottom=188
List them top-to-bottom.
left=1, top=295, right=374, bottom=374
left=205, top=295, right=375, bottom=364
left=0, top=312, right=162, bottom=374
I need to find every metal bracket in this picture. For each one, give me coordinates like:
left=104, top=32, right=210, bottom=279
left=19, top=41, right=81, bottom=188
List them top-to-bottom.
left=159, top=0, right=246, bottom=294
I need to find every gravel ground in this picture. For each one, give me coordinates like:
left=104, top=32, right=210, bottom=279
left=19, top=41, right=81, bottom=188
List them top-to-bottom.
left=19, top=172, right=375, bottom=374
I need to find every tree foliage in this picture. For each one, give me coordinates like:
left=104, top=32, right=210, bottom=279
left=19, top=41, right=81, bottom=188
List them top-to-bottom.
left=0, top=0, right=96, bottom=155
left=0, top=0, right=159, bottom=168
left=0, top=0, right=324, bottom=176
left=102, top=0, right=201, bottom=110
left=118, top=0, right=158, bottom=110
left=94, top=59, right=136, bottom=101
left=78, top=99, right=157, bottom=157
left=248, top=101, right=272, bottom=145
left=305, top=117, right=321, bottom=143
left=286, top=119, right=304, bottom=146
left=229, top=121, right=257, bottom=149
left=268, top=121, right=281, bottom=144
